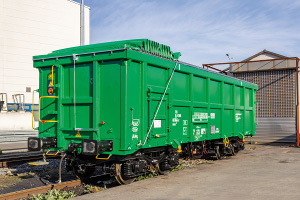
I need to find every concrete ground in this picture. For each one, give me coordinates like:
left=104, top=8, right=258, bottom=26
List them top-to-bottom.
left=0, top=130, right=37, bottom=153
left=0, top=142, right=27, bottom=153
left=72, top=144, right=300, bottom=200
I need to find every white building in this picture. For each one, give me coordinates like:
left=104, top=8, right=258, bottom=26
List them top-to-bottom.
left=0, top=0, right=90, bottom=109
left=0, top=0, right=90, bottom=134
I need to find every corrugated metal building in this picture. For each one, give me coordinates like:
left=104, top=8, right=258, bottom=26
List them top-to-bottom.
left=229, top=50, right=298, bottom=143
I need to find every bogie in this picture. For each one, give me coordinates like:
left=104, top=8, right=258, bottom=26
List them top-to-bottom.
left=65, top=137, right=245, bottom=184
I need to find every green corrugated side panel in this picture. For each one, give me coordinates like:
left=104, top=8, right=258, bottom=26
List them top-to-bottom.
left=33, top=39, right=180, bottom=61
left=34, top=39, right=258, bottom=156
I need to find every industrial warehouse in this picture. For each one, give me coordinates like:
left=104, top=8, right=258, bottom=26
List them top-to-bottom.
left=0, top=0, right=300, bottom=200
left=203, top=50, right=300, bottom=144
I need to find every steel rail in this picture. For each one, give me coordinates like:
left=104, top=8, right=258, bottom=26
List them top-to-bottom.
left=0, top=180, right=81, bottom=200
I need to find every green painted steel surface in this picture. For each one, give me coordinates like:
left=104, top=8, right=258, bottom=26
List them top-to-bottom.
left=33, top=39, right=181, bottom=61
left=34, top=39, right=257, bottom=156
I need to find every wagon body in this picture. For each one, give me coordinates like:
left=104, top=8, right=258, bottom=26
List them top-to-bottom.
left=32, top=39, right=257, bottom=156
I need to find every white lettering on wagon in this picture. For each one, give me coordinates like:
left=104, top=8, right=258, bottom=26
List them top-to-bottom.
left=172, top=110, right=182, bottom=126
left=192, top=112, right=208, bottom=123
left=235, top=113, right=242, bottom=122
left=131, top=119, right=140, bottom=136
left=132, top=119, right=140, bottom=127
left=183, top=120, right=188, bottom=126
left=132, top=127, right=138, bottom=133
left=183, top=127, right=188, bottom=135
left=132, top=134, right=138, bottom=139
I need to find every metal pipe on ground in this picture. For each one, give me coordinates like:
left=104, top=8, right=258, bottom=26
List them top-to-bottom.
left=58, top=153, right=66, bottom=183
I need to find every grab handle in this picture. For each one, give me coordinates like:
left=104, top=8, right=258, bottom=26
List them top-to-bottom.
left=32, top=90, right=38, bottom=129
left=39, top=96, right=58, bottom=123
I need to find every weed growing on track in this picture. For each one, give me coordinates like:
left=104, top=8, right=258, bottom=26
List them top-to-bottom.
left=0, top=148, right=2, bottom=155
left=136, top=159, right=209, bottom=180
left=171, top=165, right=186, bottom=172
left=137, top=172, right=158, bottom=181
left=84, top=184, right=106, bottom=193
left=85, top=184, right=95, bottom=194
left=26, top=185, right=107, bottom=200
left=30, top=189, right=76, bottom=200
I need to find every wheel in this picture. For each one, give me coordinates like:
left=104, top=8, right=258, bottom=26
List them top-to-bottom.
left=241, top=143, right=245, bottom=150
left=229, top=144, right=236, bottom=156
left=234, top=145, right=239, bottom=153
left=114, top=163, right=136, bottom=185
left=155, top=163, right=168, bottom=175
left=73, top=166, right=95, bottom=181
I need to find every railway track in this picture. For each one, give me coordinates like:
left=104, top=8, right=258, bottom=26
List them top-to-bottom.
left=0, top=151, right=59, bottom=168
left=0, top=180, right=81, bottom=200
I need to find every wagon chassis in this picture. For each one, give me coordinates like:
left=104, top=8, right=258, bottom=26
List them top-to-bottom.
left=65, top=136, right=245, bottom=184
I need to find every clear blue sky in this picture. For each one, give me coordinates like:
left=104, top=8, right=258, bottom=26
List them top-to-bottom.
left=75, top=0, right=300, bottom=67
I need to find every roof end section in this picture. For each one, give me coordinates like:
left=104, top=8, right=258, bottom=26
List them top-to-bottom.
left=33, top=39, right=181, bottom=61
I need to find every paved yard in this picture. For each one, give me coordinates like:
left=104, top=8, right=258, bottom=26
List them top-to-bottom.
left=0, top=142, right=27, bottom=153
left=72, top=144, right=300, bottom=200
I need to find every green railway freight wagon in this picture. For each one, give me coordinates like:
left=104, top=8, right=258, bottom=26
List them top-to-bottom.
left=29, top=39, right=257, bottom=184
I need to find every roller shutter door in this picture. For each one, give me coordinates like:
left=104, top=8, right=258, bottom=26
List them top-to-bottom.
left=234, top=70, right=296, bottom=143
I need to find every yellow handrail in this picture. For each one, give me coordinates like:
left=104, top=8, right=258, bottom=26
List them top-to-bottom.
left=51, top=65, right=54, bottom=85
left=32, top=90, right=38, bottom=129
left=39, top=96, right=58, bottom=123
left=46, top=150, right=59, bottom=156
left=95, top=154, right=111, bottom=160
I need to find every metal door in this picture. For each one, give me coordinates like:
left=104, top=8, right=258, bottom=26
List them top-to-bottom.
left=147, top=90, right=168, bottom=146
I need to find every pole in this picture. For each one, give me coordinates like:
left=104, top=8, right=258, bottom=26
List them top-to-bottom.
left=80, top=0, right=85, bottom=46
left=296, top=58, right=299, bottom=147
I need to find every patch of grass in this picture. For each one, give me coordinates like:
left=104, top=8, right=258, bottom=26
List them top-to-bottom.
left=0, top=148, right=2, bottom=155
left=135, top=159, right=210, bottom=181
left=171, top=165, right=186, bottom=172
left=18, top=172, right=35, bottom=179
left=137, top=172, right=158, bottom=181
left=0, top=176, right=22, bottom=188
left=84, top=184, right=106, bottom=194
left=84, top=184, right=95, bottom=194
left=30, top=189, right=76, bottom=200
